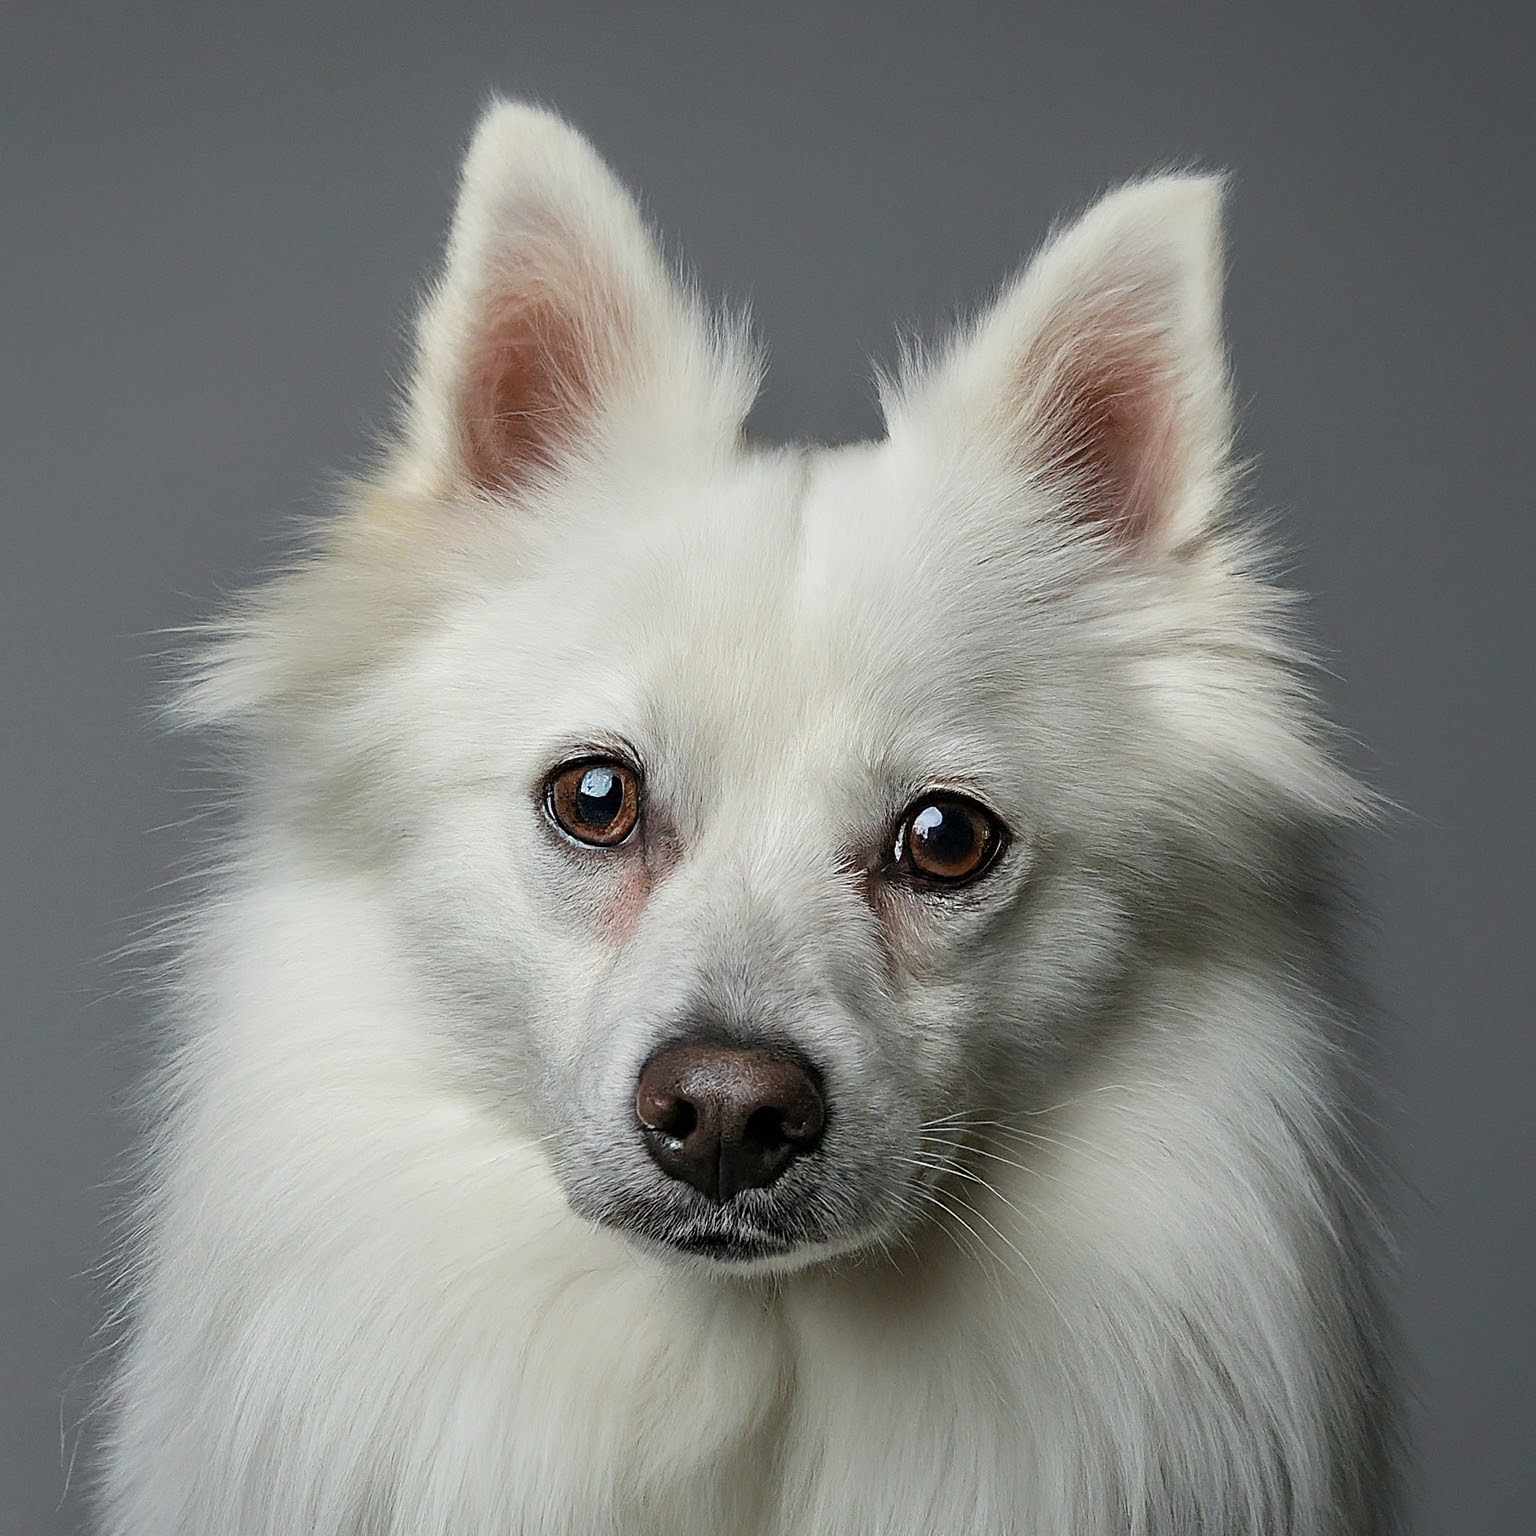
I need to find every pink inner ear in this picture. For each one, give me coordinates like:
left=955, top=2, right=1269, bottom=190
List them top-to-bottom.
left=459, top=258, right=622, bottom=494
left=1025, top=305, right=1183, bottom=548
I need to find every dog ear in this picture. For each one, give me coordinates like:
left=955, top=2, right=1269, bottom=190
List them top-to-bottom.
left=398, top=100, right=755, bottom=500
left=889, top=176, right=1232, bottom=553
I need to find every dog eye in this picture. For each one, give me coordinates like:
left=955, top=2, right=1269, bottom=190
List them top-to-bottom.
left=546, top=758, right=641, bottom=847
left=893, top=794, right=1004, bottom=886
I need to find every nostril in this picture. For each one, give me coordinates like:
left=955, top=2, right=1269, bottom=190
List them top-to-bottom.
left=637, top=1083, right=698, bottom=1141
left=664, top=1099, right=697, bottom=1140
left=742, top=1102, right=822, bottom=1152
left=743, top=1105, right=789, bottom=1150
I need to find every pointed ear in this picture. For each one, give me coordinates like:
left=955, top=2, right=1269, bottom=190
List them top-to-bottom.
left=398, top=101, right=756, bottom=500
left=889, top=175, right=1233, bottom=553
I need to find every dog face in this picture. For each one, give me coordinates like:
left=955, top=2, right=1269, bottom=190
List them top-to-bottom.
left=198, top=105, right=1349, bottom=1275
left=384, top=445, right=1113, bottom=1272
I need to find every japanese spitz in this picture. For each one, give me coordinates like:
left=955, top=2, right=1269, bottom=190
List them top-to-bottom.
left=99, top=102, right=1396, bottom=1533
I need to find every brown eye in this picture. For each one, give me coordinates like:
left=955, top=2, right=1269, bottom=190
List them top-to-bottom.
left=546, top=758, right=641, bottom=847
left=894, top=794, right=1004, bottom=886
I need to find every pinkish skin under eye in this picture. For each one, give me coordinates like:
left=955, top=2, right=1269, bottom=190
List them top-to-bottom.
left=591, top=804, right=682, bottom=944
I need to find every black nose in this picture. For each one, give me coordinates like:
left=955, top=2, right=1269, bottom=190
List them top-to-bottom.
left=635, top=1040, right=826, bottom=1203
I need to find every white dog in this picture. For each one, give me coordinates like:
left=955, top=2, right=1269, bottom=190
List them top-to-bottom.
left=99, top=101, right=1396, bottom=1533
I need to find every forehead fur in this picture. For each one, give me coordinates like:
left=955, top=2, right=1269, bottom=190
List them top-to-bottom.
left=178, top=104, right=1362, bottom=862
left=184, top=437, right=1356, bottom=888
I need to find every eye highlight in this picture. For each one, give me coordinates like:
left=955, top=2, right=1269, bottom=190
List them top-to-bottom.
left=545, top=758, right=642, bottom=847
left=892, top=793, right=1005, bottom=887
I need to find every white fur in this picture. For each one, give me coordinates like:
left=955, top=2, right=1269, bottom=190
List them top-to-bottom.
left=99, top=102, right=1395, bottom=1533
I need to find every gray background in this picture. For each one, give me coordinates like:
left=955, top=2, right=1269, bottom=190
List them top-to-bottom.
left=2, top=3, right=1531, bottom=1530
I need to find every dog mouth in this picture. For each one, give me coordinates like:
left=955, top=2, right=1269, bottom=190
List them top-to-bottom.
left=560, top=1131, right=911, bottom=1274
left=579, top=1182, right=824, bottom=1269
left=596, top=1200, right=800, bottom=1266
left=663, top=1225, right=795, bottom=1263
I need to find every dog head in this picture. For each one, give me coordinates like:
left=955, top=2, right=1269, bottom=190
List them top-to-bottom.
left=190, top=104, right=1356, bottom=1275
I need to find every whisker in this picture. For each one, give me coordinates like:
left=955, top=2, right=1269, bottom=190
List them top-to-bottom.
left=918, top=1084, right=1139, bottom=1133
left=940, top=1117, right=1130, bottom=1177
left=906, top=1153, right=1064, bottom=1276
left=899, top=1179, right=1001, bottom=1288
left=941, top=1180, right=1080, bottom=1346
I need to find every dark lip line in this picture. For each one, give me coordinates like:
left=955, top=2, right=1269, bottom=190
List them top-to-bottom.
left=594, top=1205, right=801, bottom=1258
left=669, top=1230, right=793, bottom=1254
